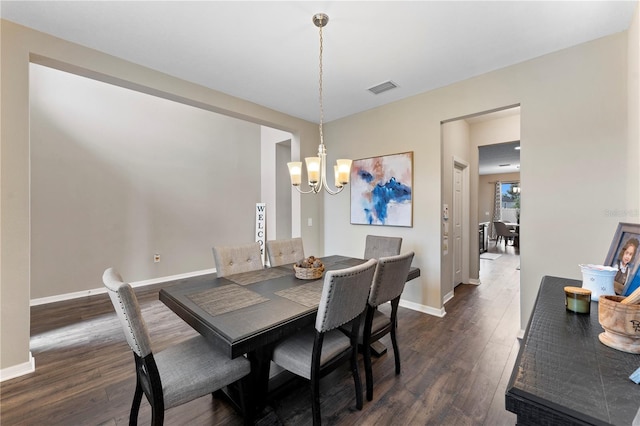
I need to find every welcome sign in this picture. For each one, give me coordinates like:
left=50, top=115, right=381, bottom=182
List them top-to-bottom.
left=255, top=203, right=266, bottom=264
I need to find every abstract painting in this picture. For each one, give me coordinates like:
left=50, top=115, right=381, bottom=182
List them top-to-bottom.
left=350, top=152, right=413, bottom=227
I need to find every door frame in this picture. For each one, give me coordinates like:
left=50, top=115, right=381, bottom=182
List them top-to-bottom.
left=452, top=156, right=470, bottom=288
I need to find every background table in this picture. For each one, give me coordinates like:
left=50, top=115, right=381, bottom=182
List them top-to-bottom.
left=506, top=276, right=640, bottom=425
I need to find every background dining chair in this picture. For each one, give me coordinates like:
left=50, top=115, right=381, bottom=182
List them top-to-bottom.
left=493, top=221, right=518, bottom=247
left=364, top=235, right=402, bottom=259
left=266, top=237, right=305, bottom=267
left=212, top=242, right=263, bottom=277
left=361, top=251, right=415, bottom=401
left=271, top=259, right=377, bottom=426
left=102, top=268, right=252, bottom=426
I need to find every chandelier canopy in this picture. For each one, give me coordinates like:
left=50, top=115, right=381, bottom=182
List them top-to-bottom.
left=287, top=13, right=352, bottom=195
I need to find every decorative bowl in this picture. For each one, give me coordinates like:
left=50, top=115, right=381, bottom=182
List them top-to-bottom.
left=293, top=264, right=324, bottom=280
left=598, top=295, right=640, bottom=353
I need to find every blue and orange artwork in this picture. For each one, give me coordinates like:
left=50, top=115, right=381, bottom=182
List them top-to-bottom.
left=350, top=152, right=413, bottom=227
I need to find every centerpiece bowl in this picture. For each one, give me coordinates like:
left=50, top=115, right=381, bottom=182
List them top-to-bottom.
left=293, top=256, right=325, bottom=280
left=598, top=295, right=640, bottom=354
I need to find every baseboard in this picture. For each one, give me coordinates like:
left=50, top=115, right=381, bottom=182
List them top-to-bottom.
left=30, top=268, right=217, bottom=306
left=468, top=278, right=481, bottom=285
left=442, top=290, right=454, bottom=305
left=399, top=299, right=446, bottom=318
left=517, top=329, right=525, bottom=339
left=0, top=352, right=35, bottom=382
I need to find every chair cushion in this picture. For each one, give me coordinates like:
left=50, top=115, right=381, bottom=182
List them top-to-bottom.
left=272, top=327, right=351, bottom=380
left=155, top=335, right=250, bottom=409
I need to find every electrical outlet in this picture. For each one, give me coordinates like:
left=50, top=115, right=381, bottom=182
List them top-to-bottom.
left=154, top=254, right=161, bottom=263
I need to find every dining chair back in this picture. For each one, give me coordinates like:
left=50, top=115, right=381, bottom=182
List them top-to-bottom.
left=493, top=221, right=518, bottom=247
left=364, top=235, right=402, bottom=259
left=266, top=237, right=305, bottom=266
left=212, top=242, right=263, bottom=277
left=362, top=251, right=415, bottom=401
left=271, top=258, right=377, bottom=425
left=103, top=268, right=252, bottom=426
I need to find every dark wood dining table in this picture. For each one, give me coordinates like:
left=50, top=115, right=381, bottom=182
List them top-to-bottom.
left=159, top=254, right=420, bottom=412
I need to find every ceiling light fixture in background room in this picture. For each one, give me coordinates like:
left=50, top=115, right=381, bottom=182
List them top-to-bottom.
left=287, top=13, right=352, bottom=195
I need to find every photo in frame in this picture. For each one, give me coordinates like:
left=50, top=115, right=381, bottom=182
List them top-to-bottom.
left=350, top=151, right=413, bottom=227
left=604, top=222, right=640, bottom=296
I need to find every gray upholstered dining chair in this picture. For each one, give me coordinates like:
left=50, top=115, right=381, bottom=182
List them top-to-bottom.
left=493, top=221, right=518, bottom=247
left=364, top=235, right=402, bottom=259
left=266, top=237, right=305, bottom=267
left=212, top=242, right=263, bottom=277
left=361, top=251, right=415, bottom=401
left=271, top=259, right=377, bottom=426
left=102, top=268, right=252, bottom=426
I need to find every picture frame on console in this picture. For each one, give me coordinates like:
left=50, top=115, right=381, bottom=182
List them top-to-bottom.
left=605, top=222, right=640, bottom=296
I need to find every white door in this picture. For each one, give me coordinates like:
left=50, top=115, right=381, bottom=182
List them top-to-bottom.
left=453, top=165, right=463, bottom=286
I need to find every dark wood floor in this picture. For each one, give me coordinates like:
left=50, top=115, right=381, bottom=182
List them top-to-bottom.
left=1, top=243, right=520, bottom=425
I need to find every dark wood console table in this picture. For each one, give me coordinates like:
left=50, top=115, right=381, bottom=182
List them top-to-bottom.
left=506, top=276, right=640, bottom=425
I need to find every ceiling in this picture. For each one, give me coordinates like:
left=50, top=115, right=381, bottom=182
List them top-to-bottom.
left=1, top=1, right=636, bottom=124
left=468, top=107, right=521, bottom=175
left=478, top=140, right=520, bottom=176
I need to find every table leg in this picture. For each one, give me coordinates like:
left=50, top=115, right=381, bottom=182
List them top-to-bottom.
left=370, top=341, right=388, bottom=357
left=248, top=346, right=273, bottom=414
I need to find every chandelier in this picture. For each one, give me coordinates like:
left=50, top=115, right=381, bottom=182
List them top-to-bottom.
left=287, top=13, right=352, bottom=195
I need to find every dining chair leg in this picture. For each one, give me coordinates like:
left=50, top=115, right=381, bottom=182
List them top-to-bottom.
left=390, top=325, right=401, bottom=375
left=364, top=341, right=374, bottom=401
left=351, top=344, right=364, bottom=410
left=310, top=377, right=321, bottom=426
left=129, top=381, right=143, bottom=426
left=150, top=403, right=164, bottom=426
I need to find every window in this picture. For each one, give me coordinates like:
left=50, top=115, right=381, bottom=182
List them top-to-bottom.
left=501, top=182, right=521, bottom=223
left=501, top=182, right=520, bottom=208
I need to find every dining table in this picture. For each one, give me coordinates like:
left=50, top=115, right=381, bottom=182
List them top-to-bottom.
left=505, top=222, right=520, bottom=248
left=159, top=254, right=421, bottom=413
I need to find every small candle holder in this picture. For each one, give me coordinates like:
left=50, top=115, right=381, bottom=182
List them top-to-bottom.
left=564, top=286, right=591, bottom=314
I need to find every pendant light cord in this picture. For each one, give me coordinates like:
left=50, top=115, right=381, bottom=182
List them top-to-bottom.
left=318, top=22, right=324, bottom=147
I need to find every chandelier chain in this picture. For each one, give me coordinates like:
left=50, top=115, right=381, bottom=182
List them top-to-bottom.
left=286, top=13, right=350, bottom=196
left=318, top=22, right=324, bottom=146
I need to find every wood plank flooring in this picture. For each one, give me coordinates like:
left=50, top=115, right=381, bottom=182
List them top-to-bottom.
left=1, top=244, right=520, bottom=425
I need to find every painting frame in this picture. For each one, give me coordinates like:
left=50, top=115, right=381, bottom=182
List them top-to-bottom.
left=350, top=151, right=413, bottom=227
left=605, top=222, right=640, bottom=296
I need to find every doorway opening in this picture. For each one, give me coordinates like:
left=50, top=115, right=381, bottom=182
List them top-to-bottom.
left=441, top=105, right=521, bottom=306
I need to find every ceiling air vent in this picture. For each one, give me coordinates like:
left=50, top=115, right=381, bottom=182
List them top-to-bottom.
left=368, top=80, right=398, bottom=95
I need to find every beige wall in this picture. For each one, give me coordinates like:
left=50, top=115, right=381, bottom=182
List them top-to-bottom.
left=630, top=4, right=640, bottom=213
left=1, top=20, right=323, bottom=373
left=324, top=31, right=636, bottom=330
left=30, top=64, right=265, bottom=298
